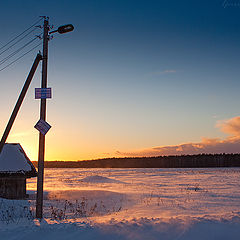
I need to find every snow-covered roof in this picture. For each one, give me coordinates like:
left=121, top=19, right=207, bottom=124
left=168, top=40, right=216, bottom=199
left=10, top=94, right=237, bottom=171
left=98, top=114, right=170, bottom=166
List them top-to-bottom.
left=0, top=143, right=37, bottom=177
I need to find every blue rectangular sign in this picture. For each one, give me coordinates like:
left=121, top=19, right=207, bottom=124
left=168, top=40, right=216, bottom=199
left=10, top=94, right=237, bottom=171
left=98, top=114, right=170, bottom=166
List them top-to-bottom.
left=35, top=88, right=52, bottom=99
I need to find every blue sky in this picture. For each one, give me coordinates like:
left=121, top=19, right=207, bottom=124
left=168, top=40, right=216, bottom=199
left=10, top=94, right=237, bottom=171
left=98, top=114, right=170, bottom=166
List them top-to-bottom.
left=1, top=0, right=240, bottom=160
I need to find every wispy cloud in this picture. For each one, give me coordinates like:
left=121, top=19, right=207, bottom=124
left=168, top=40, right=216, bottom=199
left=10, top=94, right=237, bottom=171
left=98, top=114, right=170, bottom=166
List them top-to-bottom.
left=222, top=0, right=240, bottom=8
left=149, top=69, right=177, bottom=76
left=115, top=116, right=240, bottom=157
left=216, top=116, right=240, bottom=136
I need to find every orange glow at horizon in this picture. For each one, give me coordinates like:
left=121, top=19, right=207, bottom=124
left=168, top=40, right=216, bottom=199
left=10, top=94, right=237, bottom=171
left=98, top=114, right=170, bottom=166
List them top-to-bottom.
left=7, top=130, right=116, bottom=161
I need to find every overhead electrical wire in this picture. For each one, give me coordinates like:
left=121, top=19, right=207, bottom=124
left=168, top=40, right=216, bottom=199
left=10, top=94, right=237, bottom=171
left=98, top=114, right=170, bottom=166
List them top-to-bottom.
left=0, top=18, right=43, bottom=52
left=0, top=18, right=44, bottom=72
left=0, top=28, right=38, bottom=57
left=0, top=37, right=40, bottom=66
left=0, top=42, right=42, bottom=72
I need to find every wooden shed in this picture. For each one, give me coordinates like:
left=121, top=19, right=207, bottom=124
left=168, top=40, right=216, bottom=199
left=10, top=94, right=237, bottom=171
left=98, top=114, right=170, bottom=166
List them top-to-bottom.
left=0, top=143, right=37, bottom=199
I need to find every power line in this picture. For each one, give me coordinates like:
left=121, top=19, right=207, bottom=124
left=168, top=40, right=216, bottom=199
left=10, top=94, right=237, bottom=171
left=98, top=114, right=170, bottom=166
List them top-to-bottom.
left=0, top=18, right=43, bottom=51
left=0, top=28, right=39, bottom=57
left=0, top=37, right=39, bottom=66
left=0, top=42, right=42, bottom=72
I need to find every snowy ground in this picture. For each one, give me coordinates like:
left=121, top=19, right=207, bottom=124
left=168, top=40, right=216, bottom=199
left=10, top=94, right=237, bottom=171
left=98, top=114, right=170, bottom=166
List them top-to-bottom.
left=1, top=168, right=240, bottom=239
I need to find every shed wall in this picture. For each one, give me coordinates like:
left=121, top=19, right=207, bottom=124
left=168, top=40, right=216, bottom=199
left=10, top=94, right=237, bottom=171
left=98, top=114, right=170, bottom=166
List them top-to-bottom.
left=0, top=177, right=27, bottom=199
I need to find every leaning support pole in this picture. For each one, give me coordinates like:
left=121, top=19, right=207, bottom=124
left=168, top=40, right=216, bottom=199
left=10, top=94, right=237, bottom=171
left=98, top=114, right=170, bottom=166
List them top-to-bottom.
left=0, top=53, right=42, bottom=155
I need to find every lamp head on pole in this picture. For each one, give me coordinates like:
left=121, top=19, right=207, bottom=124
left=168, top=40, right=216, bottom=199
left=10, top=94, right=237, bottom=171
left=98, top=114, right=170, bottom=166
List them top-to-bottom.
left=49, top=24, right=74, bottom=34
left=57, top=24, right=74, bottom=34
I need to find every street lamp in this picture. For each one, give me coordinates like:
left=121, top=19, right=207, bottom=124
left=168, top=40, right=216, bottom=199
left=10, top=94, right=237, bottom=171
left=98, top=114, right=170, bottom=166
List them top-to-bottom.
left=36, top=18, right=74, bottom=219
left=49, top=24, right=74, bottom=34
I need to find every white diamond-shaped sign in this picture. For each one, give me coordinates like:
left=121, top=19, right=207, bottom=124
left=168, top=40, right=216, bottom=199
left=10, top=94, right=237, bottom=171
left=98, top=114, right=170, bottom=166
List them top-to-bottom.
left=34, top=119, right=51, bottom=135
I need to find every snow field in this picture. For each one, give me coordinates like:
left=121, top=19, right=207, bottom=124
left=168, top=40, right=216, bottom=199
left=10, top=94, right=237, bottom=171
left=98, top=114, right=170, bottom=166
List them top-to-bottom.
left=0, top=168, right=240, bottom=239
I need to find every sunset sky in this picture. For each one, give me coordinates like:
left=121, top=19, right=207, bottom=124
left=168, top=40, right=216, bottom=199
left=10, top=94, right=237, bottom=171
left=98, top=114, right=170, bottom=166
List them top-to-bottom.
left=1, top=0, right=240, bottom=161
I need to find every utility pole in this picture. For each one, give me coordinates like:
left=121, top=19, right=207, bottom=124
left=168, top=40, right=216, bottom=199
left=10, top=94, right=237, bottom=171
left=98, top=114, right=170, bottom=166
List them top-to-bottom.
left=36, top=17, right=49, bottom=219
left=35, top=18, right=74, bottom=219
left=0, top=54, right=42, bottom=155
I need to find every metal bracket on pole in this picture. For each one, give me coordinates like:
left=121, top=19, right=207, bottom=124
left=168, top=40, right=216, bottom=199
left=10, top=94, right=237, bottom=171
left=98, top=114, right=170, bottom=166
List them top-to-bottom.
left=0, top=53, right=42, bottom=155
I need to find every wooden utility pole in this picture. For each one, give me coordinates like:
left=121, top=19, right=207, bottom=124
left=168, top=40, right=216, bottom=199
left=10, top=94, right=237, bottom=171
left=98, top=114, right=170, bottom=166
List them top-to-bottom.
left=36, top=17, right=49, bottom=219
left=0, top=54, right=42, bottom=155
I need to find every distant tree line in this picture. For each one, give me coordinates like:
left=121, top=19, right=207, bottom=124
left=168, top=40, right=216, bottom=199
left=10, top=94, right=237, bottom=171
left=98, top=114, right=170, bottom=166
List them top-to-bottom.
left=32, top=153, right=240, bottom=168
